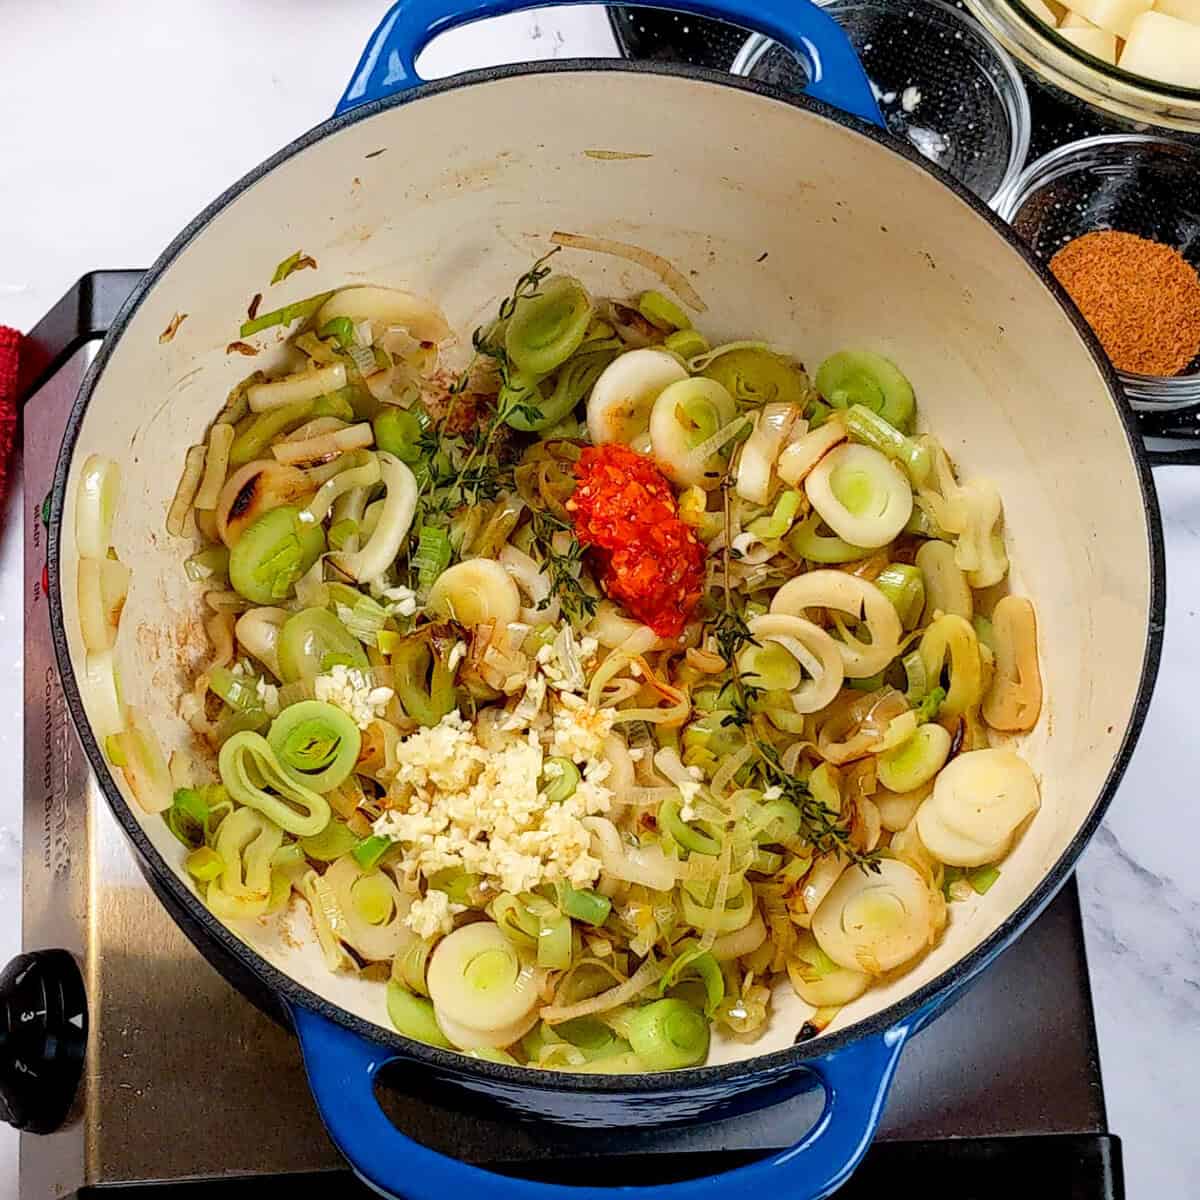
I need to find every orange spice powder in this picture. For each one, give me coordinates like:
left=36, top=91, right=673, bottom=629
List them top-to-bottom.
left=1049, top=230, right=1200, bottom=377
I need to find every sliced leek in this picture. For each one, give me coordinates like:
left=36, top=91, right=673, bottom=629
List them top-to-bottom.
left=505, top=275, right=594, bottom=376
left=315, top=286, right=451, bottom=345
left=637, top=290, right=691, bottom=332
left=664, top=328, right=708, bottom=360
left=703, top=347, right=811, bottom=409
left=586, top=348, right=687, bottom=445
left=815, top=350, right=915, bottom=432
left=248, top=363, right=347, bottom=412
left=649, top=378, right=737, bottom=488
left=736, top=403, right=802, bottom=504
left=842, top=404, right=930, bottom=484
left=777, top=421, right=847, bottom=488
left=918, top=441, right=1009, bottom=588
left=805, top=443, right=913, bottom=549
left=329, top=453, right=418, bottom=583
left=215, top=459, right=315, bottom=547
left=228, top=505, right=325, bottom=605
left=786, top=513, right=870, bottom=564
left=915, top=540, right=972, bottom=622
left=77, top=557, right=130, bottom=653
left=426, top=558, right=521, bottom=627
left=874, top=563, right=925, bottom=631
left=770, top=571, right=902, bottom=678
left=982, top=596, right=1042, bottom=733
left=235, top=607, right=289, bottom=680
left=277, top=608, right=369, bottom=681
left=744, top=613, right=845, bottom=714
left=919, top=614, right=983, bottom=721
left=392, top=638, right=456, bottom=727
left=84, top=649, right=125, bottom=740
left=267, top=700, right=362, bottom=793
left=112, top=707, right=173, bottom=814
left=876, top=723, right=951, bottom=794
left=218, top=730, right=332, bottom=837
left=916, top=749, right=1039, bottom=868
left=875, top=782, right=933, bottom=834
left=659, top=794, right=721, bottom=855
left=205, top=806, right=284, bottom=921
left=299, top=819, right=361, bottom=862
left=324, top=855, right=413, bottom=960
left=812, top=858, right=935, bottom=973
left=680, top=878, right=756, bottom=935
left=426, top=921, right=542, bottom=1033
left=787, top=930, right=871, bottom=1007
left=659, top=940, right=724, bottom=1016
left=387, top=981, right=452, bottom=1048
left=626, top=999, right=709, bottom=1070
left=435, top=1005, right=540, bottom=1052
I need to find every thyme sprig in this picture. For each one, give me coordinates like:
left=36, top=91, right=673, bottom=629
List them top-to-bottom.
left=442, top=249, right=561, bottom=504
left=712, top=470, right=878, bottom=869
left=715, top=476, right=761, bottom=728
left=529, top=508, right=598, bottom=625
left=751, top=742, right=879, bottom=869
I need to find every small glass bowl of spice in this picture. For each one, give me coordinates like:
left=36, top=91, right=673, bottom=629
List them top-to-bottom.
left=995, top=135, right=1200, bottom=408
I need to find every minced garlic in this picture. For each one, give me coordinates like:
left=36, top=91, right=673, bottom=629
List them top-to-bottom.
left=313, top=664, right=395, bottom=730
left=550, top=692, right=615, bottom=763
left=373, top=710, right=611, bottom=895
left=405, top=888, right=463, bottom=938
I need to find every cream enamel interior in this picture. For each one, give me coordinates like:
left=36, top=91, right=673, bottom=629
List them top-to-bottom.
left=57, top=70, right=1152, bottom=1067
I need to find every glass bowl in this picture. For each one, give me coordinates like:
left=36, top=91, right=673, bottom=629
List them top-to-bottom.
left=730, top=0, right=1031, bottom=206
left=967, top=0, right=1200, bottom=133
left=993, top=134, right=1200, bottom=408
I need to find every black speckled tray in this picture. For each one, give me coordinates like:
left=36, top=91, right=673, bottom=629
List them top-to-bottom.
left=608, top=3, right=1181, bottom=163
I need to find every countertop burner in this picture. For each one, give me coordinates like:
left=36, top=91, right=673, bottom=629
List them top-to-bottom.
left=5, top=275, right=1122, bottom=1199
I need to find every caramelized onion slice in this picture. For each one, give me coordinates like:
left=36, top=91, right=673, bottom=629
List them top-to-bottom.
left=316, top=286, right=451, bottom=345
left=216, top=459, right=316, bottom=547
left=78, top=557, right=130, bottom=653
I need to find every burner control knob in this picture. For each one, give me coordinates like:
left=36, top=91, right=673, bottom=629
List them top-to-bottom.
left=0, top=950, right=87, bottom=1133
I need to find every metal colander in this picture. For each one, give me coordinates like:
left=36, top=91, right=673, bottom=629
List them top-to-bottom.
left=730, top=0, right=1031, bottom=206
left=608, top=7, right=750, bottom=68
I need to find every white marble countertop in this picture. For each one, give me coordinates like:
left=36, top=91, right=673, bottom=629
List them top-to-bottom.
left=1, top=3, right=1196, bottom=1197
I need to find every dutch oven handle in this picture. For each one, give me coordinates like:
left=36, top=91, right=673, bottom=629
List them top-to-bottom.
left=335, top=0, right=885, bottom=127
left=293, top=1005, right=910, bottom=1200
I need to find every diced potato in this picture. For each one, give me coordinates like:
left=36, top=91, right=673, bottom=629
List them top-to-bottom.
left=1022, top=0, right=1064, bottom=22
left=1059, top=0, right=1152, bottom=38
left=1155, top=0, right=1200, bottom=24
left=1062, top=9, right=1104, bottom=24
left=1120, top=10, right=1200, bottom=81
left=1060, top=23, right=1121, bottom=58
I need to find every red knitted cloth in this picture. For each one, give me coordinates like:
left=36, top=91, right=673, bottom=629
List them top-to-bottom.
left=0, top=328, right=18, bottom=503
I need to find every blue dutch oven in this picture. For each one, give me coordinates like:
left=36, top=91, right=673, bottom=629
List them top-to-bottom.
left=49, top=2, right=1166, bottom=1198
